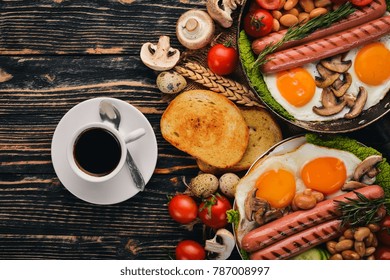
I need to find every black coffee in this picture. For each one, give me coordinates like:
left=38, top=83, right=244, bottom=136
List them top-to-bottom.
left=73, top=127, right=121, bottom=177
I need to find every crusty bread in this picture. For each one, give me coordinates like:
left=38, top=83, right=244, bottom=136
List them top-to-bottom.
left=160, top=90, right=249, bottom=168
left=197, top=107, right=282, bottom=174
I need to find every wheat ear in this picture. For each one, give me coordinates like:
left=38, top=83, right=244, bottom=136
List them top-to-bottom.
left=174, top=62, right=263, bottom=108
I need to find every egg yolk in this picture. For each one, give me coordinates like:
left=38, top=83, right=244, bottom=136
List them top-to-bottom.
left=354, top=42, right=390, bottom=86
left=276, top=68, right=316, bottom=107
left=301, top=157, right=346, bottom=195
left=255, top=169, right=296, bottom=208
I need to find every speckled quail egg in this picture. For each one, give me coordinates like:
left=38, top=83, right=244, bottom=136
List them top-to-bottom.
left=156, top=71, right=187, bottom=94
left=189, top=173, right=219, bottom=198
left=219, top=173, right=240, bottom=198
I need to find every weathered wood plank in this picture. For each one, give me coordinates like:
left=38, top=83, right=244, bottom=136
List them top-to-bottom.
left=0, top=0, right=206, bottom=55
left=0, top=173, right=197, bottom=235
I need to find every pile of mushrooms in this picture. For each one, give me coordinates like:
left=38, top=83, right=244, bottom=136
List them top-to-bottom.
left=313, top=55, right=368, bottom=119
left=342, top=155, right=383, bottom=191
left=244, top=188, right=286, bottom=226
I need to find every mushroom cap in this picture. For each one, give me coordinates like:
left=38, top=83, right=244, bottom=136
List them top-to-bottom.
left=176, top=9, right=215, bottom=50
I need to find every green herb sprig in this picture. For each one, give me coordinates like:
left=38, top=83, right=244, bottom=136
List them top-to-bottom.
left=252, top=2, right=356, bottom=68
left=335, top=192, right=390, bottom=227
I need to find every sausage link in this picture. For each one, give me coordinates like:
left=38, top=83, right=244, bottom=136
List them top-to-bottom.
left=251, top=0, right=386, bottom=54
left=261, top=15, right=390, bottom=73
left=241, top=185, right=384, bottom=253
left=249, top=220, right=343, bottom=260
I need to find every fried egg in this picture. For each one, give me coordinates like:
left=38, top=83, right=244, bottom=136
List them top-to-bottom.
left=263, top=35, right=390, bottom=121
left=234, top=142, right=362, bottom=244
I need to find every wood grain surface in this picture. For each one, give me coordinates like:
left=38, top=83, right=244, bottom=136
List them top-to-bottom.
left=1, top=0, right=390, bottom=260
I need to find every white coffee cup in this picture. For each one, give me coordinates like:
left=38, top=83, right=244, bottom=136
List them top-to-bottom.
left=67, top=122, right=145, bottom=183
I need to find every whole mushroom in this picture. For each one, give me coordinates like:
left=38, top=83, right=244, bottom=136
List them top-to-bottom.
left=207, top=0, right=244, bottom=28
left=176, top=9, right=215, bottom=50
left=219, top=173, right=240, bottom=198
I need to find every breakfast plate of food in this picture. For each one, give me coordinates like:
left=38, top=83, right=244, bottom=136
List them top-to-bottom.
left=237, top=0, right=390, bottom=132
left=233, top=133, right=390, bottom=260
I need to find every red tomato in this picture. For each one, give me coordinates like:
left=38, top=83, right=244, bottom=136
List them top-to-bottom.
left=256, top=0, right=281, bottom=10
left=350, top=0, right=373, bottom=6
left=243, top=9, right=273, bottom=38
left=207, top=43, right=238, bottom=76
left=168, top=194, right=198, bottom=224
left=198, top=194, right=232, bottom=229
left=378, top=215, right=390, bottom=246
left=175, top=240, right=206, bottom=260
left=374, top=246, right=390, bottom=260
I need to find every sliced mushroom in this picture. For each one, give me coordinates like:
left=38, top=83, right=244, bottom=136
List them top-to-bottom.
left=206, top=0, right=243, bottom=28
left=176, top=9, right=215, bottom=50
left=140, top=36, right=180, bottom=71
left=320, top=55, right=352, bottom=73
left=315, top=64, right=340, bottom=88
left=331, top=73, right=352, bottom=97
left=344, top=86, right=368, bottom=119
left=321, top=87, right=338, bottom=108
left=313, top=88, right=346, bottom=116
left=342, top=93, right=357, bottom=108
left=353, top=155, right=383, bottom=181
left=367, top=167, right=380, bottom=178
left=342, top=180, right=368, bottom=191
left=244, top=188, right=269, bottom=222
left=263, top=208, right=283, bottom=223
left=253, top=209, right=265, bottom=225
left=205, top=229, right=235, bottom=260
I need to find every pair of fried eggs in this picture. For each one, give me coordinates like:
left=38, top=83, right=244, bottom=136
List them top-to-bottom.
left=263, top=35, right=390, bottom=121
left=239, top=142, right=362, bottom=209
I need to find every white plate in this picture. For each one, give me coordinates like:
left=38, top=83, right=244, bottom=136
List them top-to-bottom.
left=51, top=97, right=158, bottom=205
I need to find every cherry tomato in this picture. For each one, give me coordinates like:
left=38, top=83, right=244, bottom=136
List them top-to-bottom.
left=256, top=0, right=281, bottom=10
left=350, top=0, right=373, bottom=6
left=243, top=9, right=273, bottom=38
left=207, top=43, right=238, bottom=76
left=168, top=194, right=198, bottom=224
left=198, top=194, right=232, bottom=229
left=378, top=215, right=390, bottom=246
left=175, top=240, right=206, bottom=260
left=374, top=245, right=390, bottom=260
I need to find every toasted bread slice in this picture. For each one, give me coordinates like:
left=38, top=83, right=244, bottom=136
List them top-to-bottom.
left=161, top=90, right=249, bottom=168
left=197, top=107, right=282, bottom=174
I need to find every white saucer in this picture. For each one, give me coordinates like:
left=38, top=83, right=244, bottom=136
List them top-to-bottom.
left=51, top=97, right=158, bottom=205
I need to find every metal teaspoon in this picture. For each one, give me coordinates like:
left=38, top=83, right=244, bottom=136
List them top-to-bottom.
left=99, top=100, right=146, bottom=191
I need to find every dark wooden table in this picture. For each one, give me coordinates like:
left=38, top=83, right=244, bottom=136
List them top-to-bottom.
left=1, top=0, right=389, bottom=260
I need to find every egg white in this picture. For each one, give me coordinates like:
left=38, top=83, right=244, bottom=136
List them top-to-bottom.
left=263, top=34, right=390, bottom=121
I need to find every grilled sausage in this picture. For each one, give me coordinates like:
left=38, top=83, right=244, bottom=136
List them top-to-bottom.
left=251, top=0, right=387, bottom=54
left=261, top=15, right=390, bottom=73
left=241, top=185, right=384, bottom=253
left=249, top=219, right=343, bottom=260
